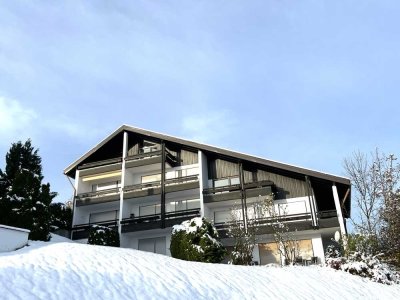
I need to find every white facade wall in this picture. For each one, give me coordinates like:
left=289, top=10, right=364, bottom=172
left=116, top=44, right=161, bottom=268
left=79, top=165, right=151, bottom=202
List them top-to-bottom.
left=121, top=229, right=172, bottom=255
left=312, top=236, right=325, bottom=264
left=252, top=244, right=260, bottom=263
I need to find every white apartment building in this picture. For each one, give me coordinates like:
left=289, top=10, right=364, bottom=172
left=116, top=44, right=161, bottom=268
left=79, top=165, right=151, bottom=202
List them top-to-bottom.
left=64, top=125, right=351, bottom=265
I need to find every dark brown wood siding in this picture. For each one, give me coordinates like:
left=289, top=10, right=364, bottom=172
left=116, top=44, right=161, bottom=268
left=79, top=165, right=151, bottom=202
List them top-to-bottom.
left=127, top=142, right=139, bottom=156
left=181, top=150, right=198, bottom=165
left=208, top=159, right=239, bottom=179
left=243, top=170, right=253, bottom=183
left=257, top=170, right=308, bottom=199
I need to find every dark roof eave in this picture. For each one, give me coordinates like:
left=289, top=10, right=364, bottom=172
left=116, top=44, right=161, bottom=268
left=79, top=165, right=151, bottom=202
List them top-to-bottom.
left=64, top=125, right=351, bottom=186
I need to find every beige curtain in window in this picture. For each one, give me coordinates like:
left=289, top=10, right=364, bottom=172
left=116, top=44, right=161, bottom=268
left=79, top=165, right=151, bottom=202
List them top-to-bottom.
left=259, top=242, right=281, bottom=265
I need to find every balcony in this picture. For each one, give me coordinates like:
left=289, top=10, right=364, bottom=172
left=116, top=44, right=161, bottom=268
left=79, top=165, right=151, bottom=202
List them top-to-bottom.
left=125, top=149, right=178, bottom=168
left=78, top=157, right=123, bottom=170
left=75, top=175, right=199, bottom=205
left=124, top=175, right=199, bottom=199
left=203, top=180, right=274, bottom=203
left=75, top=188, right=120, bottom=206
left=213, top=197, right=314, bottom=237
left=71, top=208, right=200, bottom=239
left=121, top=208, right=201, bottom=233
left=318, top=210, right=340, bottom=228
left=215, top=213, right=314, bottom=237
left=71, top=219, right=118, bottom=240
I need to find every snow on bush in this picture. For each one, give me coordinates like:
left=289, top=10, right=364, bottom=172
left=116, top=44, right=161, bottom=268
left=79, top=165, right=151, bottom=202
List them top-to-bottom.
left=170, top=217, right=226, bottom=263
left=87, top=225, right=120, bottom=247
left=326, top=246, right=400, bottom=285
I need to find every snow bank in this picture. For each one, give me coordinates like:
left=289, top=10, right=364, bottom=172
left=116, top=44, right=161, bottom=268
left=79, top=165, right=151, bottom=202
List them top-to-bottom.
left=0, top=241, right=399, bottom=300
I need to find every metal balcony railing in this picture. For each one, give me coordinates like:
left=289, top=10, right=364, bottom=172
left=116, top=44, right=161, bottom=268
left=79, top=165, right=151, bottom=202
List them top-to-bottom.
left=125, top=149, right=178, bottom=165
left=78, top=157, right=122, bottom=170
left=123, top=175, right=199, bottom=193
left=203, top=179, right=274, bottom=194
left=76, top=187, right=120, bottom=199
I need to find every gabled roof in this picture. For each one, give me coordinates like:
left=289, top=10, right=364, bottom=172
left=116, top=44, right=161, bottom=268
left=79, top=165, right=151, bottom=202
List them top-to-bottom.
left=64, top=124, right=351, bottom=185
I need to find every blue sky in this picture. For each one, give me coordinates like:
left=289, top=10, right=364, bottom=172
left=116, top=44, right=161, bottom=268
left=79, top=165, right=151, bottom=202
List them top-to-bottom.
left=1, top=0, right=400, bottom=205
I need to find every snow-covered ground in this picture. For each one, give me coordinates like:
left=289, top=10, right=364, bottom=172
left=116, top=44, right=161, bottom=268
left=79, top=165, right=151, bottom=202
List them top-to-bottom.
left=0, top=236, right=399, bottom=300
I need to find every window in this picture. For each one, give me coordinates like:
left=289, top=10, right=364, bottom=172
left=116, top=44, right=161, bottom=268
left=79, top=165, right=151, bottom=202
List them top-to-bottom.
left=165, top=167, right=199, bottom=180
left=141, top=174, right=161, bottom=183
left=92, top=181, right=120, bottom=192
left=166, top=199, right=200, bottom=213
left=187, top=199, right=200, bottom=210
left=139, top=204, right=161, bottom=216
left=89, top=210, right=119, bottom=223
left=214, top=210, right=232, bottom=223
left=138, top=237, right=166, bottom=254
left=297, top=239, right=314, bottom=259
left=259, top=243, right=281, bottom=265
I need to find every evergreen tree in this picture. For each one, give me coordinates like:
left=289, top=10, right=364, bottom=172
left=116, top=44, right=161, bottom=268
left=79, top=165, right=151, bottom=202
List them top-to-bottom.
left=0, top=140, right=57, bottom=241
left=49, top=202, right=73, bottom=231
left=170, top=217, right=226, bottom=263
left=88, top=225, right=120, bottom=247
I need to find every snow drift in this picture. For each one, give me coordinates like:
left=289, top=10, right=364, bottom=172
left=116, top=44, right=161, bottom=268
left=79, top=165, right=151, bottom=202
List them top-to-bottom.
left=0, top=237, right=399, bottom=300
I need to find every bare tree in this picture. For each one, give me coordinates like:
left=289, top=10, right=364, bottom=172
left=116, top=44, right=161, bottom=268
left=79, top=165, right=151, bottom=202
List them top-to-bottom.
left=344, top=149, right=400, bottom=264
left=343, top=150, right=382, bottom=236
left=258, top=195, right=299, bottom=265
left=227, top=204, right=258, bottom=265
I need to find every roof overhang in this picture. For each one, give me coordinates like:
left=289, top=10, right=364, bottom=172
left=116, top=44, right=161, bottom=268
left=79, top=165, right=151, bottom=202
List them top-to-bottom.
left=64, top=124, right=351, bottom=186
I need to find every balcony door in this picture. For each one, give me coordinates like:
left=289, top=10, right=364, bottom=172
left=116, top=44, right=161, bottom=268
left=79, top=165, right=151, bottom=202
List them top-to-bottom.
left=259, top=242, right=281, bottom=265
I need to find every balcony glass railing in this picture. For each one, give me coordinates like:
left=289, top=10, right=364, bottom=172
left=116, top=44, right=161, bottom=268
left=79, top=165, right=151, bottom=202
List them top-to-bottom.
left=78, top=157, right=122, bottom=170
left=124, top=174, right=199, bottom=193
left=209, top=176, right=240, bottom=189
left=204, top=178, right=273, bottom=195
left=77, top=187, right=120, bottom=199
left=213, top=198, right=311, bottom=226
left=120, top=208, right=201, bottom=226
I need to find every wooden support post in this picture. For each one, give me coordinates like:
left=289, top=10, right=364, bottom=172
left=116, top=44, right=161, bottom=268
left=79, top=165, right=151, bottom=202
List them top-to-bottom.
left=119, top=131, right=128, bottom=235
left=161, top=141, right=166, bottom=228
left=198, top=150, right=205, bottom=218
left=239, top=161, right=248, bottom=232
left=70, top=170, right=80, bottom=240
left=305, top=176, right=318, bottom=228
left=332, top=183, right=347, bottom=249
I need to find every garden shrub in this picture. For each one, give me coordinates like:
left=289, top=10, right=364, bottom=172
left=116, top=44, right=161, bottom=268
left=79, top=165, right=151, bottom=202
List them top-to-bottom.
left=170, top=217, right=226, bottom=263
left=87, top=225, right=120, bottom=247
